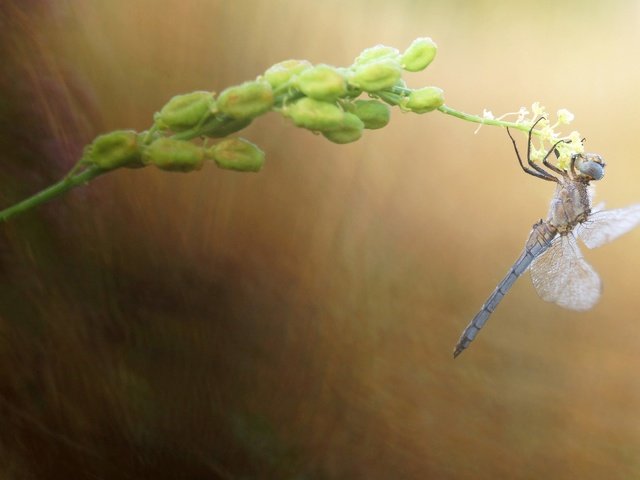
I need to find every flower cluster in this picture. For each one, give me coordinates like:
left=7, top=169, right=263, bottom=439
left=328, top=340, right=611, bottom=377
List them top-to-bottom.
left=275, top=37, right=443, bottom=143
left=79, top=38, right=445, bottom=174
left=482, top=102, right=583, bottom=171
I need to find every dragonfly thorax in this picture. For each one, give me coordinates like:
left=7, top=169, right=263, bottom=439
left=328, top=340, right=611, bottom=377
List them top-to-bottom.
left=547, top=180, right=591, bottom=233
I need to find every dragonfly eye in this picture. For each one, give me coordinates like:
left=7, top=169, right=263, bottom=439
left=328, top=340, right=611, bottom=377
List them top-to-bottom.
left=575, top=153, right=605, bottom=180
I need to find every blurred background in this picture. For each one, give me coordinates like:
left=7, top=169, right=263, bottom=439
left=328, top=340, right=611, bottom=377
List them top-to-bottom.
left=1, top=0, right=640, bottom=478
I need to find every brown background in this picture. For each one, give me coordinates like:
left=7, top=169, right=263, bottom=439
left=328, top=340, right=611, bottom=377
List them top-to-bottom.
left=1, top=1, right=640, bottom=478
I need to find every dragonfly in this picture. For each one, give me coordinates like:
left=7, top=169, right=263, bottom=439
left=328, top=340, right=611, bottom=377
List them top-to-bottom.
left=453, top=118, right=640, bottom=358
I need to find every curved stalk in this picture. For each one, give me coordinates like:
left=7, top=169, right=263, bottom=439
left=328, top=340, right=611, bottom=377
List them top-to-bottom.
left=437, top=104, right=537, bottom=133
left=0, top=166, right=105, bottom=222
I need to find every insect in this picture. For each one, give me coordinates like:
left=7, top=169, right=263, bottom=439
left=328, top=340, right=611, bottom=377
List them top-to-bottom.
left=453, top=118, right=640, bottom=357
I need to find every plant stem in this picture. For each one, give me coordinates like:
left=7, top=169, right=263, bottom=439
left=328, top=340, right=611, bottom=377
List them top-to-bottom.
left=437, top=104, right=538, bottom=134
left=0, top=166, right=105, bottom=222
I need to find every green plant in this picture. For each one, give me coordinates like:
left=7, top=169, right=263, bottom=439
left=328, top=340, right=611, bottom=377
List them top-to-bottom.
left=0, top=38, right=583, bottom=222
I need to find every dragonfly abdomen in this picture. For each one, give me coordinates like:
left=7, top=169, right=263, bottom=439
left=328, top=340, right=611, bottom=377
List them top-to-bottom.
left=453, top=221, right=557, bottom=358
left=453, top=255, right=530, bottom=357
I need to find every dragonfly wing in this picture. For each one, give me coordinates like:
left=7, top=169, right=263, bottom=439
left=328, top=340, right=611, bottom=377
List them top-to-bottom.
left=578, top=203, right=640, bottom=249
left=530, top=234, right=601, bottom=311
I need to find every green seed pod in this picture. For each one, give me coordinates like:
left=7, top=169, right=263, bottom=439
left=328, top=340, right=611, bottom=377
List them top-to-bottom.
left=400, top=37, right=437, bottom=72
left=353, top=45, right=400, bottom=66
left=263, top=59, right=312, bottom=89
left=348, top=59, right=402, bottom=92
left=295, top=64, right=348, bottom=101
left=394, top=78, right=408, bottom=89
left=217, top=81, right=274, bottom=119
left=403, top=86, right=445, bottom=113
left=156, top=91, right=215, bottom=131
left=283, top=97, right=345, bottom=131
left=350, top=100, right=390, bottom=129
left=321, top=113, right=364, bottom=144
left=203, top=117, right=253, bottom=138
left=83, top=130, right=142, bottom=170
left=209, top=137, right=265, bottom=172
left=142, top=138, right=205, bottom=172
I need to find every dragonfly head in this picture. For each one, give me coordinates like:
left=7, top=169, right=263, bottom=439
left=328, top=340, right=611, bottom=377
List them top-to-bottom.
left=573, top=153, right=605, bottom=181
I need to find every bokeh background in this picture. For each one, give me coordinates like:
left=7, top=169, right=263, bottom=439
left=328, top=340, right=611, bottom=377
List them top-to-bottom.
left=1, top=1, right=640, bottom=478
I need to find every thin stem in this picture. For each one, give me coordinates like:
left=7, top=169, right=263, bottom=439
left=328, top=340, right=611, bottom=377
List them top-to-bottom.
left=387, top=85, right=544, bottom=135
left=436, top=104, right=538, bottom=133
left=0, top=166, right=106, bottom=222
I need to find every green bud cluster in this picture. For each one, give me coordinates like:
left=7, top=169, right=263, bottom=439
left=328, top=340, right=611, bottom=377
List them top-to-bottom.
left=6, top=36, right=547, bottom=225
left=268, top=37, right=443, bottom=144
left=400, top=37, right=437, bottom=72
left=82, top=38, right=444, bottom=178
left=353, top=45, right=400, bottom=66
left=349, top=58, right=402, bottom=92
left=264, top=60, right=312, bottom=90
left=295, top=64, right=348, bottom=101
left=217, top=80, right=274, bottom=119
left=153, top=82, right=271, bottom=137
left=402, top=86, right=445, bottom=113
left=155, top=91, right=215, bottom=132
left=282, top=97, right=390, bottom=144
left=283, top=97, right=345, bottom=131
left=348, top=100, right=390, bottom=129
left=322, top=113, right=364, bottom=144
left=203, top=117, right=253, bottom=138
left=81, top=130, right=143, bottom=170
left=136, top=136, right=265, bottom=174
left=142, top=138, right=205, bottom=172
left=208, top=138, right=265, bottom=172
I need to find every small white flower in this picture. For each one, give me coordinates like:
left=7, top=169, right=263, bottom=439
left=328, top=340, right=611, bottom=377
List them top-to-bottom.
left=478, top=102, right=582, bottom=171
left=531, top=102, right=546, bottom=117
left=515, top=106, right=529, bottom=123
left=557, top=108, right=575, bottom=125
left=540, top=125, right=558, bottom=142
left=567, top=131, right=584, bottom=153
left=530, top=146, right=544, bottom=162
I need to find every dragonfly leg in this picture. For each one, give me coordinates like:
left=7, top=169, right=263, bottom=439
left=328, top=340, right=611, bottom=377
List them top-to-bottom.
left=507, top=123, right=557, bottom=182
left=542, top=138, right=571, bottom=177
left=567, top=138, right=586, bottom=178
left=569, top=153, right=578, bottom=178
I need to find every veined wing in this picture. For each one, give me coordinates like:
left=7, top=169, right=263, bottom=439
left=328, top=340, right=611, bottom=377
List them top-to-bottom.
left=578, top=203, right=640, bottom=249
left=530, top=233, right=601, bottom=311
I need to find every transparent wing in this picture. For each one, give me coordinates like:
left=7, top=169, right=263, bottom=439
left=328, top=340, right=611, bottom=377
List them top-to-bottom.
left=578, top=203, right=640, bottom=249
left=529, top=234, right=601, bottom=311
